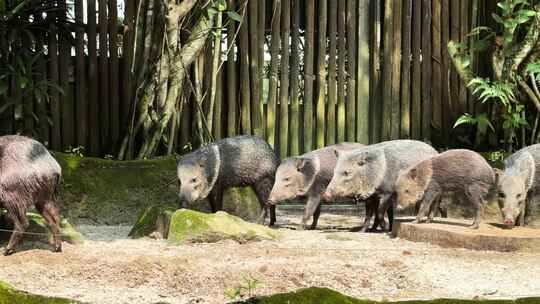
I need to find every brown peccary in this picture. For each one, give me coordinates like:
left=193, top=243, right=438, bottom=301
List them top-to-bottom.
left=0, top=135, right=62, bottom=255
left=177, top=135, right=278, bottom=226
left=324, top=140, right=438, bottom=232
left=268, top=143, right=378, bottom=230
left=496, top=144, right=540, bottom=228
left=395, top=149, right=496, bottom=229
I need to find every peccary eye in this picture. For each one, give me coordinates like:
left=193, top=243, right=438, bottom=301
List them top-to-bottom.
left=342, top=170, right=350, bottom=177
left=191, top=177, right=198, bottom=183
left=283, top=177, right=290, bottom=182
left=499, top=192, right=506, bottom=198
left=516, top=194, right=522, bottom=199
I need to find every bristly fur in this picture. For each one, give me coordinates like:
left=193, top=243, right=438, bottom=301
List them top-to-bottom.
left=0, top=135, right=63, bottom=255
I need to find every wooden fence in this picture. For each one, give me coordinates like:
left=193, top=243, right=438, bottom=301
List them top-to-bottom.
left=0, top=0, right=493, bottom=157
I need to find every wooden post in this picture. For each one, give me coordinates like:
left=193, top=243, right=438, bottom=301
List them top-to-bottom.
left=75, top=0, right=87, bottom=148
left=88, top=0, right=100, bottom=155
left=99, top=0, right=110, bottom=151
left=109, top=0, right=120, bottom=148
left=227, top=0, right=238, bottom=137
left=249, top=0, right=262, bottom=137
left=258, top=0, right=266, bottom=137
left=267, top=0, right=281, bottom=148
left=280, top=0, right=291, bottom=157
left=290, top=0, right=301, bottom=155
left=303, top=0, right=315, bottom=152
left=316, top=0, right=328, bottom=149
left=327, top=0, right=338, bottom=145
left=337, top=0, right=346, bottom=143
left=346, top=0, right=356, bottom=142
left=357, top=0, right=370, bottom=144
left=370, top=0, right=382, bottom=143
left=381, top=0, right=394, bottom=141
left=390, top=0, right=402, bottom=139
left=400, top=0, right=412, bottom=139
left=411, top=0, right=422, bottom=140
left=422, top=0, right=432, bottom=141
left=432, top=0, right=443, bottom=138
left=441, top=0, right=452, bottom=137
left=239, top=1, right=251, bottom=135
left=48, top=16, right=61, bottom=150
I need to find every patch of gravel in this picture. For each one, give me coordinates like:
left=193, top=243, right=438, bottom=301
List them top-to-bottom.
left=0, top=214, right=539, bottom=304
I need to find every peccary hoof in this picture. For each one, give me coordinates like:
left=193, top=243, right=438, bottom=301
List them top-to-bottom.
left=470, top=223, right=480, bottom=230
left=359, top=226, right=369, bottom=233
left=54, top=245, right=63, bottom=253
left=3, top=248, right=15, bottom=256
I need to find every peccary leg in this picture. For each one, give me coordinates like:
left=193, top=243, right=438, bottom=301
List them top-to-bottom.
left=254, top=178, right=276, bottom=226
left=467, top=184, right=486, bottom=229
left=208, top=188, right=223, bottom=213
left=413, top=191, right=438, bottom=224
left=375, top=193, right=393, bottom=232
left=302, top=194, right=321, bottom=230
left=524, top=194, right=538, bottom=226
left=438, top=195, right=449, bottom=218
left=427, top=197, right=442, bottom=223
left=361, top=198, right=377, bottom=232
left=36, top=199, right=62, bottom=253
left=4, top=201, right=29, bottom=256
left=517, top=202, right=526, bottom=226
left=311, top=204, right=322, bottom=230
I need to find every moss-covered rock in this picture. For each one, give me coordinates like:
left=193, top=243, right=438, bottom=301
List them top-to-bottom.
left=54, top=152, right=178, bottom=225
left=221, top=187, right=262, bottom=222
left=128, top=203, right=178, bottom=239
left=167, top=209, right=279, bottom=244
left=0, top=211, right=84, bottom=245
left=0, top=281, right=82, bottom=304
left=240, top=287, right=540, bottom=304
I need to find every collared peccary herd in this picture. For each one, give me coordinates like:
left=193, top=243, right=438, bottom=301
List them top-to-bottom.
left=1, top=134, right=539, bottom=255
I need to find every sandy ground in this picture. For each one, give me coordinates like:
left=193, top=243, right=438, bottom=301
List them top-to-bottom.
left=0, top=214, right=540, bottom=304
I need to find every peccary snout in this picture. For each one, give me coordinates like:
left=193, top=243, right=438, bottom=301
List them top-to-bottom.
left=504, top=219, right=515, bottom=227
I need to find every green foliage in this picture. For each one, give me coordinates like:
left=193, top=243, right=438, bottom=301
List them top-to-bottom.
left=526, top=60, right=540, bottom=80
left=467, top=78, right=516, bottom=106
left=454, top=113, right=495, bottom=135
left=224, top=277, right=263, bottom=301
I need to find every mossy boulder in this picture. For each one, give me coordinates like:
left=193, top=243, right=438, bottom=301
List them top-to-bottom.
left=54, top=152, right=178, bottom=225
left=221, top=187, right=262, bottom=222
left=128, top=203, right=178, bottom=239
left=167, top=209, right=279, bottom=244
left=0, top=211, right=83, bottom=245
left=0, top=281, right=82, bottom=304
left=241, top=287, right=540, bottom=304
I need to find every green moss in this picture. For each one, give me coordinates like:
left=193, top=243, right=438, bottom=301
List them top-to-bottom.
left=53, top=152, right=178, bottom=225
left=222, top=187, right=262, bottom=222
left=128, top=203, right=179, bottom=239
left=167, top=209, right=279, bottom=244
left=0, top=211, right=84, bottom=245
left=0, top=281, right=82, bottom=304
left=242, top=287, right=540, bottom=304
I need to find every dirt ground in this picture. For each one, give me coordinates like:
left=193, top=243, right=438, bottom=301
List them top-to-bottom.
left=0, top=213, right=540, bottom=304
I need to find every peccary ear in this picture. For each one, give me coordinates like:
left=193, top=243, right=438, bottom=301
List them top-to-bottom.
left=517, top=153, right=535, bottom=190
left=196, top=158, right=206, bottom=168
left=408, top=168, right=418, bottom=180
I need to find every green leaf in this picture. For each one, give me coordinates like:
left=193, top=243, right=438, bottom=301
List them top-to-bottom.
left=217, top=0, right=227, bottom=11
left=516, top=9, right=537, bottom=17
left=226, top=10, right=242, bottom=22
left=492, top=13, right=504, bottom=24
left=467, top=26, right=493, bottom=36
left=454, top=113, right=476, bottom=128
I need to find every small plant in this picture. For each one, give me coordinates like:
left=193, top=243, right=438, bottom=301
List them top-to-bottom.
left=65, top=145, right=85, bottom=158
left=487, top=150, right=505, bottom=162
left=224, top=276, right=262, bottom=301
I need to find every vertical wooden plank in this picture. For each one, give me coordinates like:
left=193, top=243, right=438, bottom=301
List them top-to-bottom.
left=59, top=0, right=73, bottom=149
left=75, top=0, right=87, bottom=148
left=88, top=0, right=100, bottom=155
left=99, top=0, right=110, bottom=151
left=109, top=0, right=120, bottom=148
left=122, top=0, right=136, bottom=129
left=227, top=0, right=238, bottom=137
left=249, top=0, right=262, bottom=137
left=258, top=0, right=266, bottom=137
left=267, top=0, right=281, bottom=148
left=280, top=0, right=291, bottom=156
left=290, top=0, right=301, bottom=155
left=303, top=0, right=315, bottom=152
left=316, top=0, right=327, bottom=149
left=327, top=0, right=338, bottom=145
left=337, top=0, right=346, bottom=143
left=346, top=0, right=356, bottom=141
left=357, top=0, right=370, bottom=144
left=370, top=0, right=382, bottom=143
left=381, top=0, right=394, bottom=141
left=390, top=0, right=401, bottom=139
left=400, top=0, right=412, bottom=139
left=411, top=0, right=422, bottom=140
left=421, top=0, right=432, bottom=141
left=431, top=0, right=443, bottom=136
left=441, top=0, right=452, bottom=136
left=450, top=0, right=460, bottom=119
left=460, top=0, right=469, bottom=115
left=239, top=1, right=251, bottom=135
left=35, top=14, right=50, bottom=144
left=48, top=16, right=61, bottom=150
left=214, top=69, right=223, bottom=140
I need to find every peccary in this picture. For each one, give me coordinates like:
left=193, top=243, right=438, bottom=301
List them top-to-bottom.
left=0, top=135, right=62, bottom=255
left=177, top=135, right=278, bottom=226
left=324, top=140, right=438, bottom=231
left=268, top=143, right=372, bottom=230
left=496, top=144, right=540, bottom=228
left=395, top=149, right=496, bottom=229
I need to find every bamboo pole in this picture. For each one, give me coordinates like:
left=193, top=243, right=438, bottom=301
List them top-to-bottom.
left=99, top=0, right=110, bottom=151
left=109, top=0, right=120, bottom=148
left=227, top=0, right=238, bottom=137
left=249, top=0, right=262, bottom=137
left=258, top=0, right=266, bottom=137
left=267, top=0, right=281, bottom=148
left=280, top=0, right=291, bottom=157
left=290, top=0, right=301, bottom=155
left=303, top=0, right=315, bottom=152
left=316, top=0, right=328, bottom=148
left=327, top=0, right=338, bottom=145
left=337, top=0, right=346, bottom=143
left=346, top=0, right=356, bottom=141
left=357, top=0, right=370, bottom=144
left=370, top=0, right=382, bottom=142
left=381, top=0, right=394, bottom=141
left=390, top=0, right=401, bottom=139
left=400, top=0, right=412, bottom=139
left=411, top=0, right=422, bottom=140
left=422, top=0, right=432, bottom=141
left=431, top=0, right=442, bottom=137
left=239, top=1, right=251, bottom=134
left=207, top=10, right=222, bottom=133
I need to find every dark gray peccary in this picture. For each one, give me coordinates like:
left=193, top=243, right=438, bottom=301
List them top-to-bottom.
left=0, top=135, right=62, bottom=255
left=177, top=135, right=278, bottom=226
left=324, top=140, right=438, bottom=232
left=268, top=143, right=373, bottom=230
left=496, top=144, right=540, bottom=228
left=395, top=149, right=496, bottom=229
